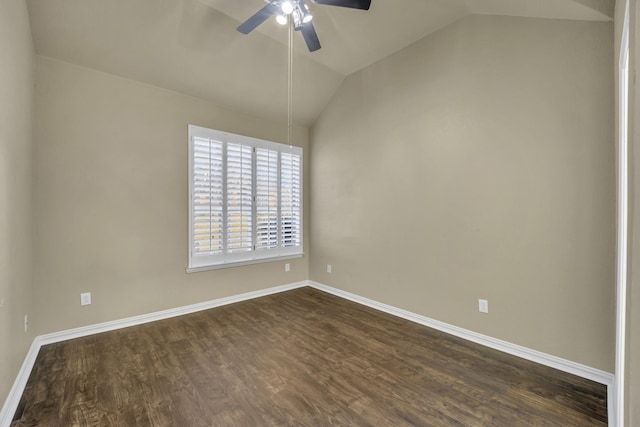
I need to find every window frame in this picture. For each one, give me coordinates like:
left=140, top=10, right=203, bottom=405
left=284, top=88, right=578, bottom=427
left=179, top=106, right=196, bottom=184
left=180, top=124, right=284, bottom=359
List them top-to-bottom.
left=187, top=125, right=303, bottom=272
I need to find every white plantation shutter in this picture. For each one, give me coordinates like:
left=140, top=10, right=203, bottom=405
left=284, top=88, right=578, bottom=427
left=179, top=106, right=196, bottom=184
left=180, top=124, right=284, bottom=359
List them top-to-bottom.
left=188, top=125, right=303, bottom=270
left=192, top=137, right=223, bottom=256
left=226, top=143, right=253, bottom=254
left=256, top=148, right=279, bottom=251
left=280, top=152, right=301, bottom=251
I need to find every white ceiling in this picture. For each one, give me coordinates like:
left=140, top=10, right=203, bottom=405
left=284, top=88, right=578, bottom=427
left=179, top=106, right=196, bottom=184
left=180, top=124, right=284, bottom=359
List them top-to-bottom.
left=26, top=0, right=613, bottom=127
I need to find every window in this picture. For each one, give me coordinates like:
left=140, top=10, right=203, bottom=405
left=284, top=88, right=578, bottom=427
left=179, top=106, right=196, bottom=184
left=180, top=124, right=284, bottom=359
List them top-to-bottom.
left=188, top=125, right=303, bottom=271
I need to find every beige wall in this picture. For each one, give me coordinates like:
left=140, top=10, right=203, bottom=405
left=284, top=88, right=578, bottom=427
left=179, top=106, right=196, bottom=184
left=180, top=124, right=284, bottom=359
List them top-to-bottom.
left=0, top=0, right=35, bottom=405
left=310, top=15, right=616, bottom=372
left=33, top=57, right=309, bottom=334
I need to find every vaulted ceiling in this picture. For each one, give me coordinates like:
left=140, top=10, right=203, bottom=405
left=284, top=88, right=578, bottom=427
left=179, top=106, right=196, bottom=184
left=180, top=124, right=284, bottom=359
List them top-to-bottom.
left=26, top=0, right=614, bottom=127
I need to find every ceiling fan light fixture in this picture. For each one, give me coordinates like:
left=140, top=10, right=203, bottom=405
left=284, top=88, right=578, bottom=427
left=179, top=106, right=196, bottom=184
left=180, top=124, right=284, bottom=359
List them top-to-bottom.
left=239, top=0, right=371, bottom=52
left=281, top=0, right=294, bottom=14
left=300, top=2, right=313, bottom=23
left=292, top=9, right=303, bottom=29
left=276, top=13, right=288, bottom=25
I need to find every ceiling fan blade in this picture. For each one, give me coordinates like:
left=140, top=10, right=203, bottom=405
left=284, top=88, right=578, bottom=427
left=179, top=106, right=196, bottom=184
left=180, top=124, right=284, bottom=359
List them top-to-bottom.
left=312, top=0, right=371, bottom=10
left=237, top=3, right=279, bottom=34
left=300, top=21, right=321, bottom=52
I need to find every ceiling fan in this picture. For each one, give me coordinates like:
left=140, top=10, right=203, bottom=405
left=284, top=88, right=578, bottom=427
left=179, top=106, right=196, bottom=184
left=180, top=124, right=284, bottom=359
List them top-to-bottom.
left=237, top=0, right=371, bottom=52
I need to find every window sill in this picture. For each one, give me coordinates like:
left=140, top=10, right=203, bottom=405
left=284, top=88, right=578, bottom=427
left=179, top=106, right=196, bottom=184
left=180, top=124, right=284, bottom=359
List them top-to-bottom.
left=186, top=253, right=304, bottom=273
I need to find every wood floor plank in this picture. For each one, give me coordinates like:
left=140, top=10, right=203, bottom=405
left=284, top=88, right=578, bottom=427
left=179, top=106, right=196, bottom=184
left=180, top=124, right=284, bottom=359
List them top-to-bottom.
left=12, top=287, right=607, bottom=426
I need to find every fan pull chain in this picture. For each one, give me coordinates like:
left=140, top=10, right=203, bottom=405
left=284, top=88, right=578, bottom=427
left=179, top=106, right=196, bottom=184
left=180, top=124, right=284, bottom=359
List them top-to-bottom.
left=287, top=16, right=293, bottom=149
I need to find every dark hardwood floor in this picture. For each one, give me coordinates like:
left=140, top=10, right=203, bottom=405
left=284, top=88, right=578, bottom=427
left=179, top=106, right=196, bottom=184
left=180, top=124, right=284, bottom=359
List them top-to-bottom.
left=12, top=287, right=607, bottom=426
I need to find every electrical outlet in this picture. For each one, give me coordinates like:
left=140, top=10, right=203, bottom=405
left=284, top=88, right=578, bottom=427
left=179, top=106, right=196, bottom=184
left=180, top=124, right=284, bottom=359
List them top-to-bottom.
left=285, top=263, right=290, bottom=272
left=327, top=264, right=332, bottom=273
left=81, top=292, right=92, bottom=306
left=478, top=299, right=489, bottom=314
left=24, top=315, right=29, bottom=332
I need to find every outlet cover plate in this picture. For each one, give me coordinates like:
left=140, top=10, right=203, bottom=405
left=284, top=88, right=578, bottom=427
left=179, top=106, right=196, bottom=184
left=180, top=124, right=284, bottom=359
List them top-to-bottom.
left=81, top=292, right=92, bottom=306
left=479, top=299, right=489, bottom=313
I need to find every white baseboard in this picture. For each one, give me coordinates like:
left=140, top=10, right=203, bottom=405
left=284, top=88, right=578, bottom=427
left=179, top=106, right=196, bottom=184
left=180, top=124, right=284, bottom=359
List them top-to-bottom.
left=1, top=280, right=617, bottom=427
left=0, top=281, right=307, bottom=427
left=37, top=281, right=307, bottom=346
left=307, top=281, right=616, bottom=426
left=307, top=281, right=613, bottom=384
left=0, top=339, right=41, bottom=427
